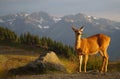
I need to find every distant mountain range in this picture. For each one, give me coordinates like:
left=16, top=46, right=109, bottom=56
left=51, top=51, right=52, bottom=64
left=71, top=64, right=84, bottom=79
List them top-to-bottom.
left=0, top=11, right=120, bottom=60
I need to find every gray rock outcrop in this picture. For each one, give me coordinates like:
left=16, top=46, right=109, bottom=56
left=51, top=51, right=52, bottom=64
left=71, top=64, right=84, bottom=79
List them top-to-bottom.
left=9, top=51, right=66, bottom=75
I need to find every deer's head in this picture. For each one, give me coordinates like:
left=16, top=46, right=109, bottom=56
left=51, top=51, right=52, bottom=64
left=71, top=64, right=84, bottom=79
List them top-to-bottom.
left=72, top=26, right=84, bottom=36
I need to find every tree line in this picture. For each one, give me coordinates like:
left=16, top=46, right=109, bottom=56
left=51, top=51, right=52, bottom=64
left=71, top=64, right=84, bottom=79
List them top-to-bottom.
left=0, top=26, right=76, bottom=58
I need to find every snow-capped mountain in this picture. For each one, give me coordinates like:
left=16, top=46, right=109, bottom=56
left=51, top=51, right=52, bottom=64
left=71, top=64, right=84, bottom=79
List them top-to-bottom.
left=0, top=11, right=120, bottom=60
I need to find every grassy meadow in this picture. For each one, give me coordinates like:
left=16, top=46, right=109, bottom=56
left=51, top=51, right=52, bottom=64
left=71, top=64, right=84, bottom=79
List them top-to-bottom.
left=0, top=45, right=120, bottom=79
left=0, top=45, right=39, bottom=79
left=0, top=55, right=38, bottom=79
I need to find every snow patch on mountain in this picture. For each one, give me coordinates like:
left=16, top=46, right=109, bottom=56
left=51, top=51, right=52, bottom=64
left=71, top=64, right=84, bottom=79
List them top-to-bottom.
left=17, top=13, right=30, bottom=17
left=24, top=13, right=30, bottom=17
left=86, top=15, right=98, bottom=22
left=87, top=16, right=92, bottom=22
left=93, top=16, right=97, bottom=19
left=53, top=17, right=61, bottom=23
left=33, top=18, right=44, bottom=24
left=95, top=22, right=100, bottom=25
left=38, top=24, right=42, bottom=28
left=38, top=25, right=49, bottom=29
left=43, top=26, right=49, bottom=29
left=114, top=26, right=120, bottom=30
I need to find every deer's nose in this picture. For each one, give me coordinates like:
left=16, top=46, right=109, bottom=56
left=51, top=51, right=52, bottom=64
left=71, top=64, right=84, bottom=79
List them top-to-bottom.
left=77, top=32, right=81, bottom=35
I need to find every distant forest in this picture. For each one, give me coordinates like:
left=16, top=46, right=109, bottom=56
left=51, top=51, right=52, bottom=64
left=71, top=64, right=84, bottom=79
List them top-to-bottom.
left=0, top=26, right=76, bottom=58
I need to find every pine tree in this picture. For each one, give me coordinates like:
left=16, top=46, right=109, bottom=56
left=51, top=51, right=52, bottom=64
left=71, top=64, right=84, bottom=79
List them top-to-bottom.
left=0, top=26, right=18, bottom=42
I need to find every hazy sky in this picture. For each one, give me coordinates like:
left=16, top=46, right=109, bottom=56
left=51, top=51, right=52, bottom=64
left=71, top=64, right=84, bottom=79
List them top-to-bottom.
left=0, top=0, right=120, bottom=22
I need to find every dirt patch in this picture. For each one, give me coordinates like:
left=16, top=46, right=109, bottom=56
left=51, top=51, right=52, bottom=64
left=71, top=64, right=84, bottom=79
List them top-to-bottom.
left=7, top=72, right=120, bottom=79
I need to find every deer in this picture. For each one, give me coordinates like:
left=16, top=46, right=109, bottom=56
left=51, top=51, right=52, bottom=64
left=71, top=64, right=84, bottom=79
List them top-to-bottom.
left=72, top=25, right=111, bottom=73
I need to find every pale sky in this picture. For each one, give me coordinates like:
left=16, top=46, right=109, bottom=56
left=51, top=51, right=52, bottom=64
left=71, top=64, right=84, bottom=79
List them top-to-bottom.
left=0, top=0, right=120, bottom=22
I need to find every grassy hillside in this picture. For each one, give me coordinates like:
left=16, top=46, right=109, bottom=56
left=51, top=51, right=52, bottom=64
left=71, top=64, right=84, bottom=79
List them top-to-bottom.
left=0, top=45, right=120, bottom=79
left=0, top=45, right=39, bottom=79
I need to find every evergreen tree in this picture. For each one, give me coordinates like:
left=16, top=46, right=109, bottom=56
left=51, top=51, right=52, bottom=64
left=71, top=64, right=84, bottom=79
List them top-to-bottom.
left=0, top=26, right=18, bottom=42
left=19, top=32, right=40, bottom=46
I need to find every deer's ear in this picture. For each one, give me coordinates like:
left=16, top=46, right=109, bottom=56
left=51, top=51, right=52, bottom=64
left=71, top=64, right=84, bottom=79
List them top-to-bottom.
left=72, top=26, right=76, bottom=31
left=79, top=26, right=84, bottom=31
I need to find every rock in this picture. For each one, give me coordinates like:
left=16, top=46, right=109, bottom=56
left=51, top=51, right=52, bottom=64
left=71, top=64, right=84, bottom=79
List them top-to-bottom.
left=9, top=51, right=66, bottom=75
left=36, top=51, right=66, bottom=72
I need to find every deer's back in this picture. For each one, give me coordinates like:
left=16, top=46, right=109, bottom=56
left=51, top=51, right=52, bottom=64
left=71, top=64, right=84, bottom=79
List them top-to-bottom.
left=81, top=34, right=110, bottom=54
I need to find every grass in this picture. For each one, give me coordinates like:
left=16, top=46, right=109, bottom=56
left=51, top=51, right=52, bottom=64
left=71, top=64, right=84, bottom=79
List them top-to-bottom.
left=0, top=44, right=120, bottom=79
left=0, top=44, right=46, bottom=78
left=0, top=54, right=38, bottom=79
left=0, top=55, right=120, bottom=79
left=60, top=55, right=103, bottom=73
left=61, top=55, right=120, bottom=73
left=86, top=55, right=102, bottom=71
left=60, top=57, right=78, bottom=73
left=108, top=61, right=120, bottom=72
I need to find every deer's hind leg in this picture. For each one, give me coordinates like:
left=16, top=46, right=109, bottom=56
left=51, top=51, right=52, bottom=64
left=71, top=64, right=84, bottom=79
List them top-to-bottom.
left=99, top=49, right=109, bottom=72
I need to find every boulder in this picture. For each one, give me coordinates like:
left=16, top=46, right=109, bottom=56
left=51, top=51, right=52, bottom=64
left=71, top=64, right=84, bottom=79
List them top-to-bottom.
left=9, top=51, right=66, bottom=75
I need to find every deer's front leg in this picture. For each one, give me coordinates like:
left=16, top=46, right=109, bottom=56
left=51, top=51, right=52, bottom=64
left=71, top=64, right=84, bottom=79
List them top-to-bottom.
left=79, top=55, right=83, bottom=72
left=84, top=55, right=88, bottom=72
